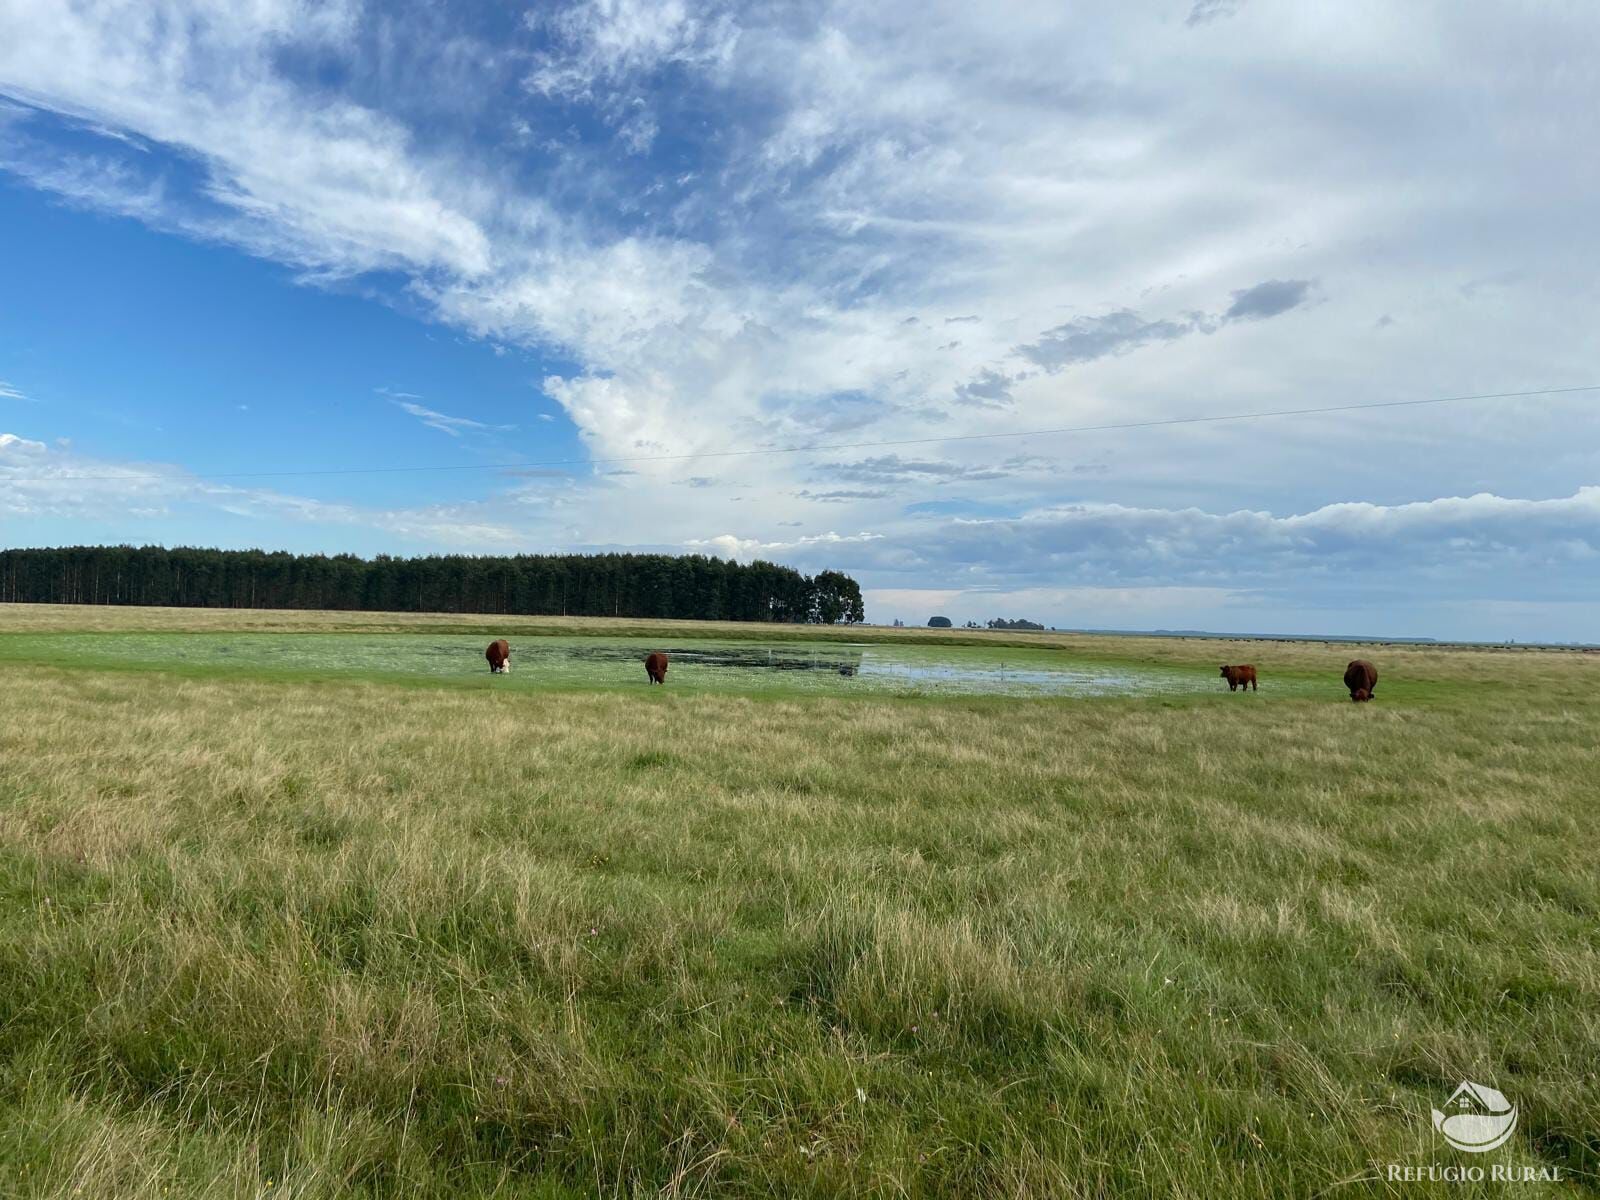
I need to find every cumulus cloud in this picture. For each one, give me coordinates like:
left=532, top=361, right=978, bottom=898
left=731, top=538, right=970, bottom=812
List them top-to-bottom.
left=686, top=528, right=884, bottom=562
left=686, top=533, right=765, bottom=560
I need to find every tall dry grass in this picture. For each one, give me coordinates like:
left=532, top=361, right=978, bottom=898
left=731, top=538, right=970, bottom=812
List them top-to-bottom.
left=1, top=631, right=1596, bottom=1196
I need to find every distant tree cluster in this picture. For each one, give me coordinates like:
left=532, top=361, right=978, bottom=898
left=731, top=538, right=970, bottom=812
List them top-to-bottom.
left=0, top=545, right=866, bottom=624
left=927, top=616, right=953, bottom=628
left=987, top=618, right=1045, bottom=631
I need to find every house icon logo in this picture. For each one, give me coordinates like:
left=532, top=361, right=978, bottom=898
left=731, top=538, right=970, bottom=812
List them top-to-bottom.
left=1432, top=1081, right=1517, bottom=1152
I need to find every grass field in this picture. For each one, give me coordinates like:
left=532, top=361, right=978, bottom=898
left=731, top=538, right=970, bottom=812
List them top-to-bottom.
left=1, top=604, right=1596, bottom=1197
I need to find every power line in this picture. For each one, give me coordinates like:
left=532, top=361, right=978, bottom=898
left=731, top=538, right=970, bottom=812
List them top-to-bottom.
left=3, top=383, right=1596, bottom=486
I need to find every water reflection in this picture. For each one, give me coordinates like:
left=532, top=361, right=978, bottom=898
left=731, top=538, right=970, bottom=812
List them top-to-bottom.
left=517, top=642, right=1193, bottom=696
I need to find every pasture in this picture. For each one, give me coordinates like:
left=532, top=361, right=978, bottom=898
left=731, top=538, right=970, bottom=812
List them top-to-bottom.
left=0, top=604, right=1596, bottom=1197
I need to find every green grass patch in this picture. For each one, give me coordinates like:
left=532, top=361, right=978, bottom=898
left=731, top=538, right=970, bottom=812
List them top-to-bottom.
left=0, top=611, right=1595, bottom=1196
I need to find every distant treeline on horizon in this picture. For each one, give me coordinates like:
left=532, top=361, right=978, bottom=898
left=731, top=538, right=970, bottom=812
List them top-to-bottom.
left=0, top=545, right=866, bottom=624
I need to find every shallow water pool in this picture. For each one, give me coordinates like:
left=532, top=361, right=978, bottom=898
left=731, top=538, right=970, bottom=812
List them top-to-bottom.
left=0, top=632, right=1256, bottom=699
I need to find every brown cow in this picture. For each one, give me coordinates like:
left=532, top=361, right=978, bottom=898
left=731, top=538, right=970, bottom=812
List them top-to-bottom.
left=485, top=639, right=511, bottom=674
left=645, top=651, right=668, bottom=684
left=1344, top=659, right=1377, bottom=701
left=1219, top=664, right=1257, bottom=692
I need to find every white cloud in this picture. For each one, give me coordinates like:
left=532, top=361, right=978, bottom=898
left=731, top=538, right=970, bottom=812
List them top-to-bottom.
left=0, top=0, right=492, bottom=277
left=525, top=0, right=738, bottom=97
left=1, top=2, right=1598, bottom=636
left=5, top=4, right=1594, bottom=502
left=0, top=381, right=30, bottom=401
left=388, top=397, right=511, bottom=438
left=0, top=434, right=525, bottom=547
left=809, top=488, right=1600, bottom=598
left=850, top=489, right=1600, bottom=636
left=685, top=528, right=884, bottom=562
left=686, top=533, right=764, bottom=560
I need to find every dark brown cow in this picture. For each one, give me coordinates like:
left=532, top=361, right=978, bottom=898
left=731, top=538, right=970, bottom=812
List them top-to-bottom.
left=485, top=639, right=511, bottom=674
left=645, top=651, right=668, bottom=684
left=1344, top=659, right=1377, bottom=701
left=1220, top=664, right=1257, bottom=692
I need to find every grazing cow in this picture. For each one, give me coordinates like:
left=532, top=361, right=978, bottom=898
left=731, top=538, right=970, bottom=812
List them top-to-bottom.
left=486, top=639, right=511, bottom=674
left=645, top=651, right=669, bottom=684
left=1344, top=659, right=1378, bottom=702
left=1220, top=664, right=1257, bottom=692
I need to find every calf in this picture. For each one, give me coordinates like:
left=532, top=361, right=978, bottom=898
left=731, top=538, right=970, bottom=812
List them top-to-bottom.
left=485, top=639, right=511, bottom=674
left=645, top=651, right=669, bottom=684
left=1344, top=659, right=1377, bottom=701
left=1220, top=664, right=1257, bottom=692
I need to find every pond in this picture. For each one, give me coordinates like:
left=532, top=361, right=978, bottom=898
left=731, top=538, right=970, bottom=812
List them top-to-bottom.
left=0, top=632, right=1238, bottom=698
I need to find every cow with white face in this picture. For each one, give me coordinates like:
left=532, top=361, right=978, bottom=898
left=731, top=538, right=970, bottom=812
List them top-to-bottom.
left=486, top=639, right=511, bottom=674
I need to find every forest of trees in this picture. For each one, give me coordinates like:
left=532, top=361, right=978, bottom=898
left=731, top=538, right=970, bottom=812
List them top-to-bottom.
left=0, top=545, right=866, bottom=624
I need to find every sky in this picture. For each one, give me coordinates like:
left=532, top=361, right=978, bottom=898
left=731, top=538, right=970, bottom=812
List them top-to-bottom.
left=1, top=0, right=1598, bottom=640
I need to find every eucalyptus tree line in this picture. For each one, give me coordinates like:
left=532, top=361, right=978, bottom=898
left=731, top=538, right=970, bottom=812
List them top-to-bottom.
left=0, top=546, right=866, bottom=624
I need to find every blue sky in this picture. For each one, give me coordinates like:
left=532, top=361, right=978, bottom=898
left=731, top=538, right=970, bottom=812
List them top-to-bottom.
left=2, top=1, right=1598, bottom=639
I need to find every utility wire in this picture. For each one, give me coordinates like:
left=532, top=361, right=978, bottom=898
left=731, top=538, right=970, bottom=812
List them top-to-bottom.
left=4, top=383, right=1596, bottom=486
